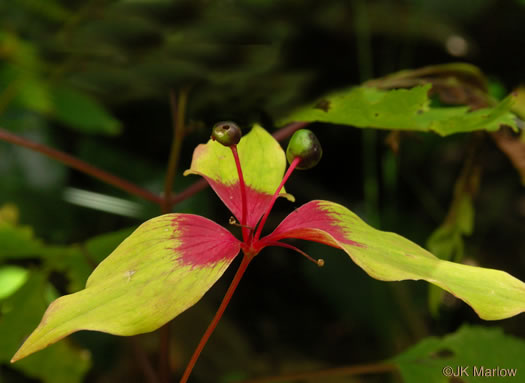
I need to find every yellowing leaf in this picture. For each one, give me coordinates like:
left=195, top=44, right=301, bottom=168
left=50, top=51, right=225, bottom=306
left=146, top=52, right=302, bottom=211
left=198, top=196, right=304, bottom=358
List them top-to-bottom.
left=184, top=124, right=294, bottom=228
left=265, top=200, right=525, bottom=320
left=11, top=214, right=241, bottom=362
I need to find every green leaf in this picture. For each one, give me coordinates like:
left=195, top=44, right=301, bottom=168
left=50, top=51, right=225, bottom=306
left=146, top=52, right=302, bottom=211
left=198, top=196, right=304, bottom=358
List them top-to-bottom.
left=50, top=85, right=122, bottom=135
left=279, top=85, right=517, bottom=136
left=279, top=85, right=431, bottom=131
left=266, top=200, right=525, bottom=320
left=11, top=213, right=241, bottom=362
left=0, top=221, right=45, bottom=260
left=0, top=265, right=29, bottom=299
left=0, top=273, right=91, bottom=383
left=393, top=326, right=524, bottom=382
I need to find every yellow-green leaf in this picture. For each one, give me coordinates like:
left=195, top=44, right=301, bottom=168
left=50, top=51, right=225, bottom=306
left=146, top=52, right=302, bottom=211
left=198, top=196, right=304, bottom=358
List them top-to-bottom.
left=184, top=124, right=294, bottom=228
left=265, top=200, right=525, bottom=320
left=11, top=214, right=241, bottom=362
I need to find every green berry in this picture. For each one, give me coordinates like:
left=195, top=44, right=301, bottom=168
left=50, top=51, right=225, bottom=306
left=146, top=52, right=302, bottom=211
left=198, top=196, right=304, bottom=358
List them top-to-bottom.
left=211, top=121, right=242, bottom=146
left=286, top=129, right=322, bottom=170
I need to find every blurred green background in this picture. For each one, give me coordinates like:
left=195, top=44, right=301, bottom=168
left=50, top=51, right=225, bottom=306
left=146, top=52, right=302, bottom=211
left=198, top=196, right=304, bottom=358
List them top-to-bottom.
left=0, top=0, right=524, bottom=382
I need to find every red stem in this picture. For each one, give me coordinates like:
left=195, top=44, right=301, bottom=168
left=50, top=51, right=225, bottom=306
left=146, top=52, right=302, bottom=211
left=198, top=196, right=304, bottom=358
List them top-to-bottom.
left=0, top=128, right=162, bottom=205
left=230, top=145, right=249, bottom=242
left=254, top=157, right=301, bottom=241
left=262, top=241, right=323, bottom=266
left=179, top=254, right=252, bottom=383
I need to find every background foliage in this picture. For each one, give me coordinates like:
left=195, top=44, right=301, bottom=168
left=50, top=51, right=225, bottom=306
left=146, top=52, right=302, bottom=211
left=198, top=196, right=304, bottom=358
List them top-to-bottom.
left=1, top=0, right=524, bottom=382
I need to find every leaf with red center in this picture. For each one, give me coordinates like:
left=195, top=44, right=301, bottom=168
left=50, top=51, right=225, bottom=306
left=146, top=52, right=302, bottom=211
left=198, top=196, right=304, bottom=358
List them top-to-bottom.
left=184, top=124, right=294, bottom=229
left=263, top=200, right=525, bottom=320
left=11, top=214, right=240, bottom=362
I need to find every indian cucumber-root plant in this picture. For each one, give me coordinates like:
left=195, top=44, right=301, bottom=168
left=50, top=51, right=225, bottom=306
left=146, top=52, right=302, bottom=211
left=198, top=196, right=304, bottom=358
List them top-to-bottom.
left=9, top=121, right=525, bottom=382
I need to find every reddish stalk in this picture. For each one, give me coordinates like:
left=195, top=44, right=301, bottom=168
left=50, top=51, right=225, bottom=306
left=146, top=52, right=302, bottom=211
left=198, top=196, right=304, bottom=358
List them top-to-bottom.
left=0, top=128, right=162, bottom=205
left=230, top=145, right=249, bottom=242
left=254, top=157, right=301, bottom=241
left=263, top=241, right=324, bottom=267
left=179, top=254, right=252, bottom=383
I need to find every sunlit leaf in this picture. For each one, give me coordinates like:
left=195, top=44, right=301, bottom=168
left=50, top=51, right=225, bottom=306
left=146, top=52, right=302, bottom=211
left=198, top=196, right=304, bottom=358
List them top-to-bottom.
left=279, top=85, right=517, bottom=136
left=184, top=124, right=294, bottom=228
left=264, top=200, right=525, bottom=320
left=11, top=214, right=241, bottom=362
left=0, top=273, right=91, bottom=383
left=393, top=325, right=524, bottom=382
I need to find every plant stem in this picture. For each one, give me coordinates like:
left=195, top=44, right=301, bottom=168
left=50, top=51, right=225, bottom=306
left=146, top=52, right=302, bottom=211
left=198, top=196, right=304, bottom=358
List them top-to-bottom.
left=159, top=87, right=190, bottom=383
left=163, top=88, right=189, bottom=213
left=272, top=122, right=309, bottom=142
left=0, top=128, right=162, bottom=204
left=231, top=145, right=249, bottom=242
left=254, top=157, right=300, bottom=242
left=179, top=254, right=252, bottom=383
left=130, top=337, right=160, bottom=383
left=238, top=361, right=397, bottom=383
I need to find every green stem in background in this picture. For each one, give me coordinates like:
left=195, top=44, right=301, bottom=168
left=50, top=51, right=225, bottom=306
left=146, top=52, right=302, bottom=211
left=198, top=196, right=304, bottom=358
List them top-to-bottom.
left=353, top=0, right=380, bottom=227
left=159, top=87, right=190, bottom=383
left=163, top=88, right=189, bottom=213
left=0, top=128, right=163, bottom=204
left=179, top=254, right=252, bottom=383
left=238, top=361, right=397, bottom=383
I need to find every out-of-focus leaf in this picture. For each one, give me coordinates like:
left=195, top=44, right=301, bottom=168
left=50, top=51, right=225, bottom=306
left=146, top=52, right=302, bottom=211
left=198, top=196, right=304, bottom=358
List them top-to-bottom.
left=0, top=32, right=51, bottom=115
left=366, top=62, right=487, bottom=93
left=50, top=85, right=122, bottom=135
left=279, top=85, right=517, bottom=136
left=511, top=86, right=525, bottom=120
left=427, top=161, right=480, bottom=314
left=0, top=203, right=19, bottom=224
left=12, top=214, right=241, bottom=362
left=0, top=221, right=45, bottom=259
left=84, top=226, right=136, bottom=265
left=0, top=265, right=28, bottom=299
left=0, top=273, right=91, bottom=383
left=393, top=325, right=524, bottom=382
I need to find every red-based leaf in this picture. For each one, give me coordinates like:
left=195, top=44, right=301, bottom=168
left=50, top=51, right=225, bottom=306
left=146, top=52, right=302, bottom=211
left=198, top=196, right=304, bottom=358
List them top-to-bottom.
left=184, top=124, right=293, bottom=228
left=263, top=200, right=525, bottom=320
left=12, top=214, right=240, bottom=362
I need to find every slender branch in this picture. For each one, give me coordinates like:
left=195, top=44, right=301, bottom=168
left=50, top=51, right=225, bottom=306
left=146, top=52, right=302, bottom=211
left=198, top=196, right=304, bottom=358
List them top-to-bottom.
left=159, top=87, right=190, bottom=383
left=163, top=88, right=189, bottom=213
left=272, top=122, right=309, bottom=142
left=0, top=128, right=162, bottom=204
left=231, top=145, right=249, bottom=242
left=254, top=157, right=301, bottom=241
left=170, top=178, right=208, bottom=205
left=179, top=254, right=252, bottom=383
left=130, top=337, right=160, bottom=383
left=238, top=361, right=397, bottom=383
